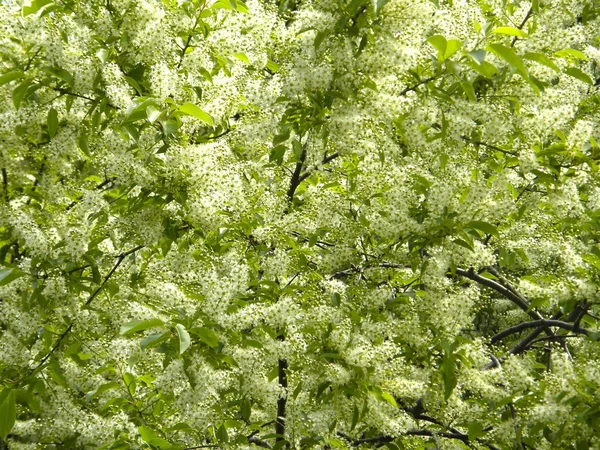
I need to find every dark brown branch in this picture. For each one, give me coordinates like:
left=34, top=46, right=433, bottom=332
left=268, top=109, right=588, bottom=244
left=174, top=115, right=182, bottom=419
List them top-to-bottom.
left=177, top=4, right=207, bottom=69
left=511, top=8, right=533, bottom=47
left=399, top=75, right=438, bottom=96
left=51, top=87, right=119, bottom=110
left=461, top=136, right=517, bottom=156
left=286, top=141, right=307, bottom=202
left=297, top=152, right=340, bottom=184
left=66, top=177, right=116, bottom=211
left=455, top=268, right=543, bottom=321
left=490, top=319, right=589, bottom=344
left=275, top=333, right=288, bottom=446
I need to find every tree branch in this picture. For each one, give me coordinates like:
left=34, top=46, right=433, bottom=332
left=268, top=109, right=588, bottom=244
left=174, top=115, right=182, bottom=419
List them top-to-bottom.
left=399, top=75, right=438, bottom=96
left=286, top=141, right=307, bottom=202
left=297, top=151, right=340, bottom=184
left=22, top=245, right=145, bottom=382
left=455, top=268, right=545, bottom=322
left=490, top=319, right=589, bottom=344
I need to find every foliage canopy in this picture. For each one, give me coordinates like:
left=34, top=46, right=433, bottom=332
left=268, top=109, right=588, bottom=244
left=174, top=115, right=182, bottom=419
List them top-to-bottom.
left=1, top=0, right=600, bottom=449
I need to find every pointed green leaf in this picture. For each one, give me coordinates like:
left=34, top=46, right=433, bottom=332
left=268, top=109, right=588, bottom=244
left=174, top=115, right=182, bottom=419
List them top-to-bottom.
left=373, top=0, right=390, bottom=15
left=492, top=26, right=529, bottom=38
left=427, top=34, right=446, bottom=61
left=444, top=39, right=462, bottom=60
left=487, top=43, right=527, bottom=75
left=554, top=48, right=588, bottom=61
left=467, top=49, right=486, bottom=65
left=522, top=52, right=559, bottom=72
left=232, top=53, right=250, bottom=64
left=565, top=67, right=593, bottom=85
left=0, top=70, right=23, bottom=87
left=12, top=79, right=33, bottom=109
left=460, top=80, right=477, bottom=101
left=177, top=103, right=213, bottom=125
left=146, top=106, right=162, bottom=123
left=48, top=108, right=58, bottom=139
left=466, top=220, right=498, bottom=237
left=0, top=268, right=25, bottom=286
left=119, top=319, right=164, bottom=336
left=175, top=323, right=191, bottom=354
left=191, top=327, right=219, bottom=348
left=0, top=389, right=16, bottom=441
left=381, top=391, right=397, bottom=407
left=241, top=398, right=251, bottom=421
left=351, top=404, right=359, bottom=431
left=468, top=422, right=485, bottom=441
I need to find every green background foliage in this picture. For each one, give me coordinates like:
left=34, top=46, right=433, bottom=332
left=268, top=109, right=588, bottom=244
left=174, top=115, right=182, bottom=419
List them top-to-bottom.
left=1, top=0, right=600, bottom=448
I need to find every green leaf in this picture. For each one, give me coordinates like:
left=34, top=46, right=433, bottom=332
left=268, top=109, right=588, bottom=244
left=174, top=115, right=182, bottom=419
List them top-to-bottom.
left=373, top=0, right=390, bottom=15
left=492, top=26, right=529, bottom=38
left=315, top=30, right=330, bottom=50
left=427, top=34, right=447, bottom=61
left=428, top=35, right=462, bottom=61
left=444, top=39, right=463, bottom=60
left=487, top=43, right=527, bottom=76
left=554, top=48, right=588, bottom=61
left=467, top=49, right=486, bottom=65
left=522, top=52, right=559, bottom=72
left=232, top=53, right=250, bottom=64
left=565, top=67, right=593, bottom=85
left=0, top=70, right=23, bottom=87
left=125, top=76, right=143, bottom=95
left=12, top=79, right=33, bottom=109
left=460, top=80, right=477, bottom=101
left=177, top=103, right=213, bottom=125
left=146, top=106, right=162, bottom=123
left=48, top=108, right=58, bottom=139
left=78, top=131, right=90, bottom=156
left=270, top=145, right=286, bottom=164
left=465, top=220, right=498, bottom=237
left=453, top=238, right=474, bottom=252
left=0, top=268, right=25, bottom=286
left=119, top=319, right=164, bottom=336
left=175, top=323, right=191, bottom=354
left=191, top=327, right=219, bottom=348
left=140, top=332, right=169, bottom=349
left=440, top=358, right=457, bottom=400
left=86, top=381, right=120, bottom=401
left=0, top=389, right=16, bottom=441
left=381, top=391, right=397, bottom=407
left=241, top=398, right=251, bottom=421
left=351, top=404, right=359, bottom=431
left=468, top=422, right=485, bottom=441
left=216, top=424, right=228, bottom=443
left=139, top=426, right=159, bottom=444
left=272, top=440, right=288, bottom=450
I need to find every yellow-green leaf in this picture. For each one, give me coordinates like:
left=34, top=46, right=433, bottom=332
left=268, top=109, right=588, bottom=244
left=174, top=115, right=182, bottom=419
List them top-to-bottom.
left=492, top=26, right=529, bottom=38
left=487, top=43, right=528, bottom=76
left=555, top=48, right=588, bottom=61
left=523, top=52, right=559, bottom=72
left=565, top=67, right=593, bottom=85
left=0, top=70, right=23, bottom=87
left=178, top=103, right=213, bottom=125
left=120, top=319, right=164, bottom=336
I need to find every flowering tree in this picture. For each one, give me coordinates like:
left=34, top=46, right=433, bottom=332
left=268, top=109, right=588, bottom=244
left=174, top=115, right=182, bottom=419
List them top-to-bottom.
left=1, top=0, right=600, bottom=448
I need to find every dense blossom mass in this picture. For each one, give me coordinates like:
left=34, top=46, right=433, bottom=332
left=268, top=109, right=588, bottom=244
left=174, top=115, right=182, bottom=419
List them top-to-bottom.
left=0, top=0, right=600, bottom=448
